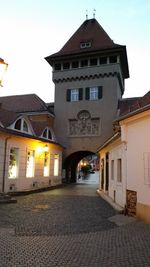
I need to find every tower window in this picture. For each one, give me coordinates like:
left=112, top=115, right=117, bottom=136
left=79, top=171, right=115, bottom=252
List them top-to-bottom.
left=80, top=42, right=91, bottom=49
left=109, top=55, right=118, bottom=63
left=100, top=57, right=107, bottom=65
left=90, top=58, right=98, bottom=66
left=81, top=59, right=88, bottom=67
left=72, top=61, right=79, bottom=68
left=63, top=62, right=70, bottom=70
left=54, top=63, right=61, bottom=71
left=86, top=86, right=103, bottom=100
left=66, top=88, right=83, bottom=102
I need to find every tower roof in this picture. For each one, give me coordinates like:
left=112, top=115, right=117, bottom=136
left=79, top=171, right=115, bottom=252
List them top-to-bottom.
left=45, top=18, right=129, bottom=78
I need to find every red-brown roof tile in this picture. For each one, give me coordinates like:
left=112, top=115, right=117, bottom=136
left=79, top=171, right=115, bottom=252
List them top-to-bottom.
left=45, top=18, right=129, bottom=79
left=53, top=19, right=120, bottom=57
left=118, top=91, right=150, bottom=117
left=0, top=94, right=48, bottom=113
left=0, top=107, right=19, bottom=127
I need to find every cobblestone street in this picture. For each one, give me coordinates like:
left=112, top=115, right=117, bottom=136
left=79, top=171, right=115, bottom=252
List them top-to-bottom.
left=0, top=177, right=150, bottom=267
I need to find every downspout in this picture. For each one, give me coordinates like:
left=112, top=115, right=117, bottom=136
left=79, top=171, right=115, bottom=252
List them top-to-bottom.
left=2, top=136, right=11, bottom=193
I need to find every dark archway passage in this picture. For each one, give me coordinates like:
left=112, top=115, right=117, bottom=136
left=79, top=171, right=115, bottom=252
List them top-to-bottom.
left=63, top=151, right=98, bottom=183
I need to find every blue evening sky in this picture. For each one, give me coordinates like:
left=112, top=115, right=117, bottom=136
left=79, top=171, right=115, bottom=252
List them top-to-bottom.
left=0, top=0, right=150, bottom=102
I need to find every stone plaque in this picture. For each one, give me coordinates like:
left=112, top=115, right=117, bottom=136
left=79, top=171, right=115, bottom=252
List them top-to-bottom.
left=69, top=110, right=100, bottom=136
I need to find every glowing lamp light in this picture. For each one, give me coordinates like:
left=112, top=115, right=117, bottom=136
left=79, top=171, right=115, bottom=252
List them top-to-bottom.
left=0, top=58, right=8, bottom=87
left=43, top=145, right=49, bottom=152
left=36, top=146, right=43, bottom=154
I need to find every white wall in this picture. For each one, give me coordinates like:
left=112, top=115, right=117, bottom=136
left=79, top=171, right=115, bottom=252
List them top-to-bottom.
left=123, top=114, right=150, bottom=206
left=99, top=138, right=126, bottom=208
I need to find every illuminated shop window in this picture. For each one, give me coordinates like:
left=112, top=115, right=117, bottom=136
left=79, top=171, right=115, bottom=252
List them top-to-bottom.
left=8, top=148, right=19, bottom=178
left=26, top=150, right=35, bottom=178
left=44, top=152, right=50, bottom=177
left=54, top=154, right=59, bottom=176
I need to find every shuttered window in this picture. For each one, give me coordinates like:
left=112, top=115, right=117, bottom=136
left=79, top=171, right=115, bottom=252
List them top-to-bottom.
left=86, top=86, right=103, bottom=100
left=66, top=88, right=83, bottom=102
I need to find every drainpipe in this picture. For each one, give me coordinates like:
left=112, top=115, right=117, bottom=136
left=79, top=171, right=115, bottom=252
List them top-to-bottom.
left=2, top=136, right=11, bottom=193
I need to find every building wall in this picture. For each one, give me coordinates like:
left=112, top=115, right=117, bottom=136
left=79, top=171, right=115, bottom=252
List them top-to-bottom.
left=54, top=70, right=122, bottom=157
left=121, top=110, right=150, bottom=222
left=0, top=133, right=62, bottom=193
left=99, top=138, right=126, bottom=208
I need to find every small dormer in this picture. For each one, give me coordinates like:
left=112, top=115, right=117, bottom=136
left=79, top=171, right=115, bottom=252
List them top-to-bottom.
left=9, top=117, right=34, bottom=135
left=41, top=127, right=56, bottom=141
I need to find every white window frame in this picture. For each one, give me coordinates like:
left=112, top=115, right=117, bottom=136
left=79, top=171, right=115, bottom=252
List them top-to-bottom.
left=90, top=87, right=98, bottom=100
left=71, top=89, right=79, bottom=102
left=8, top=147, right=19, bottom=179
left=26, top=150, right=35, bottom=178
left=44, top=152, right=50, bottom=177
left=143, top=152, right=150, bottom=184
left=54, top=154, right=59, bottom=176
left=117, top=158, right=122, bottom=182
left=111, top=160, right=114, bottom=180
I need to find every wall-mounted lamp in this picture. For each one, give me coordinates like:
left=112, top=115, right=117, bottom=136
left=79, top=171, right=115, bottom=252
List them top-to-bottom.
left=0, top=58, right=8, bottom=87
left=43, top=145, right=49, bottom=152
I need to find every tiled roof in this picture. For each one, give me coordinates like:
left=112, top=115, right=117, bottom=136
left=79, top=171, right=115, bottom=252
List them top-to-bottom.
left=45, top=18, right=129, bottom=79
left=52, top=19, right=121, bottom=57
left=118, top=91, right=150, bottom=118
left=0, top=94, right=48, bottom=113
left=0, top=107, right=19, bottom=127
left=30, top=120, right=48, bottom=136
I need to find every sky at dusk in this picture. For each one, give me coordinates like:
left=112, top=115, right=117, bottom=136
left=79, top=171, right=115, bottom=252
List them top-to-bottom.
left=0, top=0, right=150, bottom=102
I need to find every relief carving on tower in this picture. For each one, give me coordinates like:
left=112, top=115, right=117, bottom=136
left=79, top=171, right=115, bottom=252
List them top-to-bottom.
left=69, top=110, right=100, bottom=136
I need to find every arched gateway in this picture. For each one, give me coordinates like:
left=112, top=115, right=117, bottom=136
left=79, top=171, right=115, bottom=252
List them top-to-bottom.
left=45, top=18, right=129, bottom=182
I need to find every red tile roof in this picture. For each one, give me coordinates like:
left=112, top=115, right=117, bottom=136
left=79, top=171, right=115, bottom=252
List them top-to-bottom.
left=45, top=18, right=129, bottom=79
left=52, top=19, right=120, bottom=57
left=118, top=91, right=150, bottom=118
left=0, top=94, right=48, bottom=113
left=0, top=108, right=19, bottom=127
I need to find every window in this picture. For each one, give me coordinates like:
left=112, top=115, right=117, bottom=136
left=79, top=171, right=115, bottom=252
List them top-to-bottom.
left=80, top=42, right=91, bottom=49
left=109, top=55, right=118, bottom=63
left=100, top=57, right=107, bottom=64
left=90, top=58, right=97, bottom=66
left=81, top=59, right=88, bottom=67
left=72, top=61, right=79, bottom=68
left=63, top=62, right=70, bottom=70
left=54, top=63, right=61, bottom=71
left=86, top=86, right=103, bottom=100
left=90, top=87, right=98, bottom=100
left=66, top=88, right=83, bottom=102
left=71, top=89, right=79, bottom=102
left=14, top=118, right=29, bottom=133
left=14, top=119, right=21, bottom=130
left=42, top=128, right=52, bottom=140
left=8, top=148, right=19, bottom=178
left=26, top=150, right=35, bottom=178
left=44, top=152, right=50, bottom=177
left=143, top=153, right=150, bottom=184
left=54, top=154, right=59, bottom=176
left=117, top=158, right=122, bottom=182
left=111, top=160, right=114, bottom=180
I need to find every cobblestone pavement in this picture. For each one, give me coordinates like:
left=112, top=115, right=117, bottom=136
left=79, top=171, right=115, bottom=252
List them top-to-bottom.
left=0, top=183, right=150, bottom=267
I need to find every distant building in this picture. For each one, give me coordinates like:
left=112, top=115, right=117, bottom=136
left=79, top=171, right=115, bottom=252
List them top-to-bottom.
left=45, top=18, right=129, bottom=182
left=0, top=94, right=63, bottom=193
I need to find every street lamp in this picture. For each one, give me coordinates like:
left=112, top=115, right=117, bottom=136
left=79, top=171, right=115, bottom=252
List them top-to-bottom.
left=0, top=58, right=8, bottom=87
